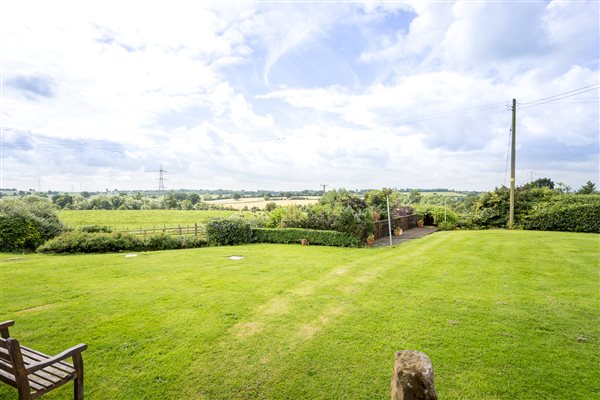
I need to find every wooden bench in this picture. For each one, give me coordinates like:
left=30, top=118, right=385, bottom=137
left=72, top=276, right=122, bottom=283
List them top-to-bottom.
left=0, top=320, right=87, bottom=400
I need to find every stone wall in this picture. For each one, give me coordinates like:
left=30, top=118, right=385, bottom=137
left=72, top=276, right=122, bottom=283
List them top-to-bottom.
left=374, top=214, right=419, bottom=239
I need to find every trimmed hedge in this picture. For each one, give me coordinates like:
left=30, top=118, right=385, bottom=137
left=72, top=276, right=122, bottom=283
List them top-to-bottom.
left=524, top=203, right=600, bottom=233
left=205, top=218, right=252, bottom=245
left=252, top=228, right=360, bottom=247
left=38, top=231, right=207, bottom=253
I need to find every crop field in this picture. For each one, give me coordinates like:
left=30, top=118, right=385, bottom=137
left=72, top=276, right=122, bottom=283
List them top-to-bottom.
left=420, top=191, right=467, bottom=197
left=205, top=196, right=320, bottom=210
left=58, top=210, right=238, bottom=230
left=1, top=230, right=598, bottom=399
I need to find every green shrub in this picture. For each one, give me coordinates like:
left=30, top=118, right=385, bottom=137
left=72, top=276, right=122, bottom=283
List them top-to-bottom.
left=0, top=198, right=64, bottom=251
left=524, top=203, right=600, bottom=233
left=414, top=205, right=458, bottom=228
left=333, top=207, right=375, bottom=240
left=205, top=217, right=252, bottom=245
left=437, top=221, right=456, bottom=231
left=79, top=225, right=113, bottom=233
left=252, top=228, right=360, bottom=247
left=38, top=231, right=144, bottom=253
left=38, top=231, right=208, bottom=253
left=143, top=233, right=208, bottom=251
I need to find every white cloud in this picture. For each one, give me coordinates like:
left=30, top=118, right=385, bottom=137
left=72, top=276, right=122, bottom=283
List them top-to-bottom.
left=1, top=1, right=597, bottom=191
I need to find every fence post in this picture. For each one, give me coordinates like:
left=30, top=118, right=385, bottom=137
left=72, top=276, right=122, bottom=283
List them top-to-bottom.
left=195, top=223, right=198, bottom=236
left=179, top=225, right=182, bottom=236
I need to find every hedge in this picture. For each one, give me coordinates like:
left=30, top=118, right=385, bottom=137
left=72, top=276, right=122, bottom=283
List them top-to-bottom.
left=524, top=203, right=600, bottom=233
left=205, top=217, right=252, bottom=245
left=252, top=228, right=360, bottom=247
left=38, top=231, right=207, bottom=253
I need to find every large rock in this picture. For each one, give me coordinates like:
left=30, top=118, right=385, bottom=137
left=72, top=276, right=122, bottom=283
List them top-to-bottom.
left=391, top=350, right=438, bottom=400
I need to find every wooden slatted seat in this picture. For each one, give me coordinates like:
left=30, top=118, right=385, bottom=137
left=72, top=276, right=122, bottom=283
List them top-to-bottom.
left=0, top=320, right=87, bottom=400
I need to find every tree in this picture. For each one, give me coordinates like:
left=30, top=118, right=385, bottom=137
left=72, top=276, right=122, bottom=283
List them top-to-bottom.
left=524, top=178, right=554, bottom=190
left=578, top=181, right=597, bottom=195
left=555, top=182, right=572, bottom=194
left=407, top=189, right=422, bottom=204
left=164, top=192, right=178, bottom=209
left=51, top=193, right=73, bottom=208
left=233, top=193, right=242, bottom=200
left=0, top=198, right=64, bottom=251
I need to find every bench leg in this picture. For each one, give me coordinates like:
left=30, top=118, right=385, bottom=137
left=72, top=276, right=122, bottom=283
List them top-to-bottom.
left=72, top=354, right=84, bottom=400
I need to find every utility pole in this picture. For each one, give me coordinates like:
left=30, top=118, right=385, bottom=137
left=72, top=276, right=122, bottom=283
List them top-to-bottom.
left=509, top=98, right=516, bottom=229
left=386, top=194, right=393, bottom=247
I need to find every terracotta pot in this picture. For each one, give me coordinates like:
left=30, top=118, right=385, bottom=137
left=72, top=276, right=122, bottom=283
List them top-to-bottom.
left=417, top=219, right=424, bottom=228
left=394, top=228, right=403, bottom=236
left=367, top=238, right=375, bottom=246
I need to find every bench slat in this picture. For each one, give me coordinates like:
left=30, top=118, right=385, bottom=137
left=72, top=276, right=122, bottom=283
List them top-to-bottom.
left=21, top=346, right=75, bottom=373
left=0, top=358, right=15, bottom=374
left=0, top=367, right=17, bottom=387
left=28, top=371, right=65, bottom=392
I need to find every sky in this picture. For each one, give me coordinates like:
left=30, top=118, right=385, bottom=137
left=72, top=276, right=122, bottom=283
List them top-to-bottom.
left=0, top=0, right=598, bottom=192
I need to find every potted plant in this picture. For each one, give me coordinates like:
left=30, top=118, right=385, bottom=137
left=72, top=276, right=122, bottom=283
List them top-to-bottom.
left=417, top=219, right=424, bottom=228
left=394, top=227, right=403, bottom=236
left=367, top=233, right=375, bottom=246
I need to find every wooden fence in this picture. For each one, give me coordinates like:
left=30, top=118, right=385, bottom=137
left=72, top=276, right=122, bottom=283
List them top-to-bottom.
left=115, top=223, right=204, bottom=237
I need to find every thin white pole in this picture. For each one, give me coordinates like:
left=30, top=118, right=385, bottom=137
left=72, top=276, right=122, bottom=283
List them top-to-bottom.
left=386, top=194, right=393, bottom=246
left=444, top=197, right=447, bottom=223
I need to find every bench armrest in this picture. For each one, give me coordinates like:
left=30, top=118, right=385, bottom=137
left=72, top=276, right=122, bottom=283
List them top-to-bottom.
left=0, top=320, right=14, bottom=338
left=26, top=344, right=88, bottom=374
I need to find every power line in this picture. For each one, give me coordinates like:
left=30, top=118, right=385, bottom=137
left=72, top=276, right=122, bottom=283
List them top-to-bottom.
left=519, top=82, right=600, bottom=105
left=519, top=87, right=600, bottom=110
left=358, top=101, right=507, bottom=128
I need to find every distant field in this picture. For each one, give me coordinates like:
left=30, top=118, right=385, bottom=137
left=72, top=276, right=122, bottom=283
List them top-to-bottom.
left=419, top=191, right=467, bottom=197
left=205, top=196, right=320, bottom=210
left=59, top=210, right=238, bottom=230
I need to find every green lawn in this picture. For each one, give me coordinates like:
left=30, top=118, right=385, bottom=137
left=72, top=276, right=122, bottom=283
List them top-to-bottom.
left=58, top=210, right=238, bottom=230
left=1, top=230, right=598, bottom=399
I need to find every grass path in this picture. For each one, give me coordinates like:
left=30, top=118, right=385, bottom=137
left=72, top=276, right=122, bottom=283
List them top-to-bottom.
left=1, top=230, right=598, bottom=399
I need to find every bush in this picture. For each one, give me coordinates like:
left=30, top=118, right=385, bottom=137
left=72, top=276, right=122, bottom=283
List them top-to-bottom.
left=0, top=198, right=64, bottom=251
left=265, top=202, right=277, bottom=212
left=524, top=203, right=600, bottom=233
left=414, top=205, right=458, bottom=228
left=333, top=207, right=374, bottom=240
left=205, top=217, right=252, bottom=245
left=79, top=225, right=113, bottom=233
left=252, top=228, right=360, bottom=247
left=38, top=231, right=208, bottom=253
left=38, top=231, right=144, bottom=253
left=143, top=233, right=208, bottom=251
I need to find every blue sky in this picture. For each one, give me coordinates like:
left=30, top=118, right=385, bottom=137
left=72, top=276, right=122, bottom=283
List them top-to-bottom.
left=1, top=0, right=598, bottom=192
